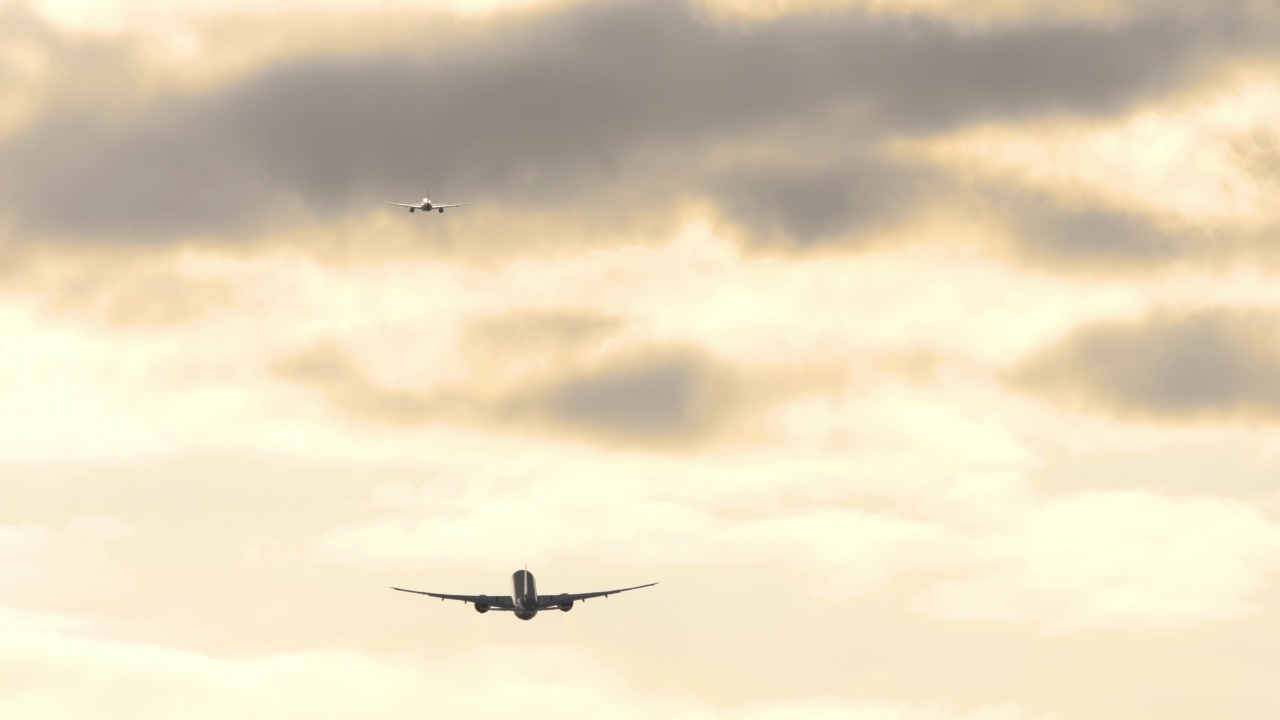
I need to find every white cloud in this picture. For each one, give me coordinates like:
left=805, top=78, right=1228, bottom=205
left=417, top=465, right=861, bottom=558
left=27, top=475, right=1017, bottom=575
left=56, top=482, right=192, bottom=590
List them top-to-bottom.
left=307, top=445, right=1280, bottom=634
left=307, top=466, right=966, bottom=598
left=916, top=490, right=1280, bottom=633
left=0, top=516, right=133, bottom=606
left=0, top=627, right=1041, bottom=720
left=735, top=698, right=1043, bottom=720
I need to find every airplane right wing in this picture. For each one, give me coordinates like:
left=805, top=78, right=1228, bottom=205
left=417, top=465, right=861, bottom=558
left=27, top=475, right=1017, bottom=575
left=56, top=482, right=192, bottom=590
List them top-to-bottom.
left=433, top=203, right=469, bottom=209
left=535, top=582, right=658, bottom=608
left=391, top=587, right=516, bottom=609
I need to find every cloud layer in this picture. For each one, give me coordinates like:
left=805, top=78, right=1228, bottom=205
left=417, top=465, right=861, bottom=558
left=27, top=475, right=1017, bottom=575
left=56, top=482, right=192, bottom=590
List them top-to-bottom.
left=0, top=0, right=1245, bottom=248
left=4, top=1, right=1280, bottom=718
left=1014, top=308, right=1280, bottom=420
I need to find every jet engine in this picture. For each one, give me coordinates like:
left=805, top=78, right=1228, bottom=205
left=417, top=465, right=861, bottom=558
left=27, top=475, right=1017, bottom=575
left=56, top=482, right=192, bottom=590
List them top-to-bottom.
left=558, top=594, right=574, bottom=612
left=474, top=595, right=490, bottom=614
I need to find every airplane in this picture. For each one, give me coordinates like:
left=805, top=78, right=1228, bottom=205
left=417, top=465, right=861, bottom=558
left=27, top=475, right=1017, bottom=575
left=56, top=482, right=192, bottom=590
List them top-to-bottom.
left=384, top=190, right=468, bottom=214
left=391, top=568, right=657, bottom=621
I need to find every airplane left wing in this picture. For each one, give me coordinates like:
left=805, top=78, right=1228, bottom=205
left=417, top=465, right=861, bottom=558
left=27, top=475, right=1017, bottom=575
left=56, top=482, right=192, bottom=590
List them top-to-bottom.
left=384, top=202, right=420, bottom=208
left=536, top=582, right=658, bottom=608
left=391, top=587, right=516, bottom=609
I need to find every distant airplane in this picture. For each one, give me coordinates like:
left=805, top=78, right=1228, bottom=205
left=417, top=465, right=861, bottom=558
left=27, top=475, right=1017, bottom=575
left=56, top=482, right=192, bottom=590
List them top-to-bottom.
left=384, top=190, right=468, bottom=214
left=392, top=568, right=657, bottom=621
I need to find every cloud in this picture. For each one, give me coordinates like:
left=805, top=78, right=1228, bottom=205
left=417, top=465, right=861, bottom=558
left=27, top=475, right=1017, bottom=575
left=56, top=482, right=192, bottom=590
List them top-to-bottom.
left=0, top=0, right=1228, bottom=243
left=24, top=0, right=579, bottom=34
left=702, top=0, right=1280, bottom=27
left=0, top=3, right=157, bottom=135
left=911, top=69, right=1280, bottom=230
left=1231, top=126, right=1280, bottom=190
left=709, top=154, right=940, bottom=247
left=993, top=189, right=1191, bottom=268
left=1015, top=206, right=1183, bottom=264
left=0, top=225, right=1088, bottom=468
left=0, top=243, right=237, bottom=325
left=459, top=308, right=625, bottom=380
left=1011, top=308, right=1280, bottom=421
left=272, top=329, right=832, bottom=448
left=270, top=342, right=461, bottom=425
left=537, top=350, right=737, bottom=441
left=304, top=429, right=1280, bottom=635
left=1035, top=440, right=1280, bottom=500
left=309, top=471, right=962, bottom=599
left=313, top=476, right=1280, bottom=634
left=916, top=490, right=1280, bottom=633
left=0, top=516, right=133, bottom=607
left=0, top=627, right=1044, bottom=720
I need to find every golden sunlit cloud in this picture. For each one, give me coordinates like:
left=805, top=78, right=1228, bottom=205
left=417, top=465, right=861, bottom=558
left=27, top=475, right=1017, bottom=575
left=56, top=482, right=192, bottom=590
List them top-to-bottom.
left=23, top=0, right=580, bottom=33
left=700, top=0, right=1134, bottom=24
left=908, top=65, right=1280, bottom=230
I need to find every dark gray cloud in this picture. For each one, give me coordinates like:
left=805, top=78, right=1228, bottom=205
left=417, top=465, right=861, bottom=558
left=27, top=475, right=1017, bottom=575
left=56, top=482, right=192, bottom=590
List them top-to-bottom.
left=0, top=0, right=1239, bottom=244
left=710, top=155, right=939, bottom=246
left=990, top=190, right=1193, bottom=267
left=1019, top=207, right=1184, bottom=262
left=271, top=303, right=848, bottom=447
left=1012, top=308, right=1280, bottom=420
left=271, top=338, right=758, bottom=448
left=540, top=352, right=734, bottom=440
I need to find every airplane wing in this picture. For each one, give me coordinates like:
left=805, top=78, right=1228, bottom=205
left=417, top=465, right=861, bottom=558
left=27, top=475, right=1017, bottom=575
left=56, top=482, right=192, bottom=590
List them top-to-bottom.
left=384, top=202, right=420, bottom=208
left=433, top=203, right=469, bottom=209
left=536, top=582, right=658, bottom=608
left=391, top=587, right=516, bottom=610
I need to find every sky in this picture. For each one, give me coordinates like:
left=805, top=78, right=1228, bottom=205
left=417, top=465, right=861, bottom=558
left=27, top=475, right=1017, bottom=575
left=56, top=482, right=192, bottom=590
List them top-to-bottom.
left=2, top=0, right=1279, bottom=717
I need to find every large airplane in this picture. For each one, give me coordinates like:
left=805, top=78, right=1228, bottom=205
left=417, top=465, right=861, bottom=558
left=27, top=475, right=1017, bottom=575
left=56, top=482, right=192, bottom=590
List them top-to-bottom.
left=384, top=191, right=468, bottom=214
left=392, top=568, right=657, bottom=621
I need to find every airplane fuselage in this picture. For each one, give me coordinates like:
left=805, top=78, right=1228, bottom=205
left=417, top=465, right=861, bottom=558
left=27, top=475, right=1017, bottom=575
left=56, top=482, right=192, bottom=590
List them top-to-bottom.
left=514, top=569, right=538, bottom=620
